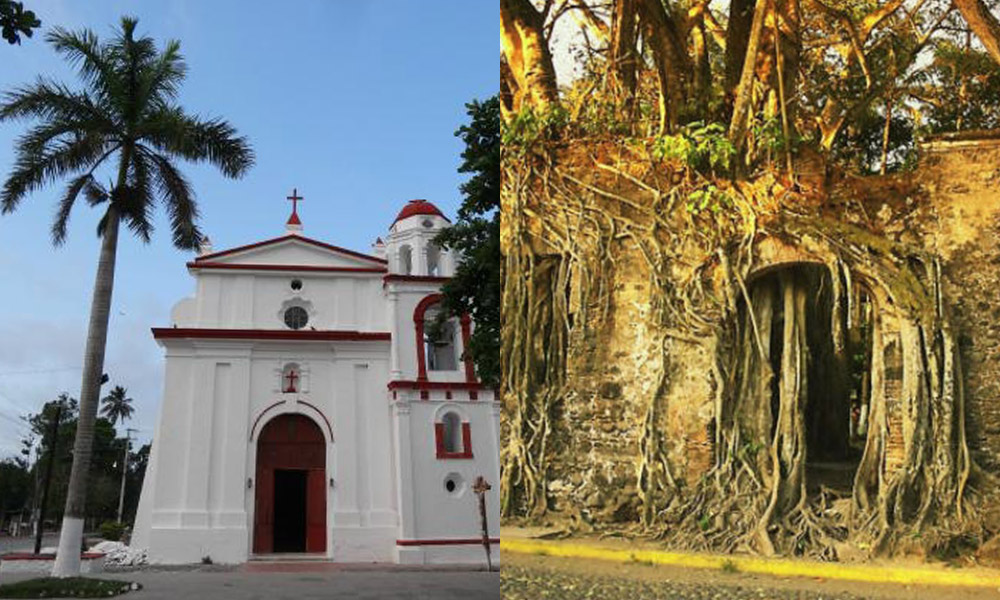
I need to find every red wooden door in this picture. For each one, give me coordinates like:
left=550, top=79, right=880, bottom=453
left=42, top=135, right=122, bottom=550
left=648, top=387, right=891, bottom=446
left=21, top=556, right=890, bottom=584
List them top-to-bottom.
left=253, top=414, right=327, bottom=554
left=253, top=465, right=275, bottom=553
left=306, top=469, right=326, bottom=552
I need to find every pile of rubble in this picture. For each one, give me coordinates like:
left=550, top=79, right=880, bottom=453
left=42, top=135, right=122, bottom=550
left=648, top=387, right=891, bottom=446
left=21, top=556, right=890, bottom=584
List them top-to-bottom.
left=88, top=541, right=148, bottom=567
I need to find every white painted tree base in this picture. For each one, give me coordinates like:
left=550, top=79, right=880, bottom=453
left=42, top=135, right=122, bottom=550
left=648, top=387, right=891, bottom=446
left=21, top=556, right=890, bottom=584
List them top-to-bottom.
left=51, top=517, right=85, bottom=578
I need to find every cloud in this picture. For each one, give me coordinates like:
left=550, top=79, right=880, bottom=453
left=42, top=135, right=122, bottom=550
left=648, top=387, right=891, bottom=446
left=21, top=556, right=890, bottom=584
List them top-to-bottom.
left=0, top=301, right=167, bottom=457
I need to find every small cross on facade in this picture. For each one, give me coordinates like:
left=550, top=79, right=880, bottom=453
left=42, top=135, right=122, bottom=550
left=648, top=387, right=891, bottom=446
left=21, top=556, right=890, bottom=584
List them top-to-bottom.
left=283, top=369, right=299, bottom=393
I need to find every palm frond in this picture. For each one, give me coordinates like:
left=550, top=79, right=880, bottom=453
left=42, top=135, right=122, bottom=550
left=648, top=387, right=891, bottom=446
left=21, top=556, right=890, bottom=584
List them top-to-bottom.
left=45, top=27, right=118, bottom=104
left=138, top=39, right=186, bottom=110
left=0, top=79, right=112, bottom=130
left=140, top=109, right=254, bottom=178
left=16, top=118, right=107, bottom=159
left=2, top=135, right=115, bottom=214
left=143, top=148, right=202, bottom=250
left=119, top=150, right=155, bottom=243
left=51, top=173, right=95, bottom=245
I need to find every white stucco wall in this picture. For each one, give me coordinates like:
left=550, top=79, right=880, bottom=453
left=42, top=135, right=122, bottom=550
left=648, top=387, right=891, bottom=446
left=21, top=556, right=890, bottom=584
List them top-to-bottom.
left=135, top=212, right=496, bottom=566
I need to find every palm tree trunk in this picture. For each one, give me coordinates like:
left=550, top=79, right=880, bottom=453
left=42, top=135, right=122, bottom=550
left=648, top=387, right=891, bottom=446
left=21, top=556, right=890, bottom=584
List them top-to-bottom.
left=51, top=202, right=121, bottom=578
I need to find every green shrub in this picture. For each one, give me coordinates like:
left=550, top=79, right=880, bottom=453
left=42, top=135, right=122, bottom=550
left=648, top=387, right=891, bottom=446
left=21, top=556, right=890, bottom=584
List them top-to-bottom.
left=99, top=520, right=125, bottom=542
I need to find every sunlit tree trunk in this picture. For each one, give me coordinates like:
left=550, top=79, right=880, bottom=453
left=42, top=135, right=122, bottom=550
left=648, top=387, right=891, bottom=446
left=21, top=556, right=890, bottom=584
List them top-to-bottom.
left=501, top=0, right=559, bottom=118
left=609, top=0, right=640, bottom=111
left=639, top=0, right=692, bottom=132
left=725, top=0, right=756, bottom=116
left=728, top=0, right=770, bottom=150
left=953, top=0, right=1000, bottom=66
left=692, top=14, right=712, bottom=119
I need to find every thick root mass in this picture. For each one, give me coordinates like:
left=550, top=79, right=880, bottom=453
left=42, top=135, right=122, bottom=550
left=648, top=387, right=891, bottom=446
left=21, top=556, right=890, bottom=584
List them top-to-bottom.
left=501, top=144, right=986, bottom=558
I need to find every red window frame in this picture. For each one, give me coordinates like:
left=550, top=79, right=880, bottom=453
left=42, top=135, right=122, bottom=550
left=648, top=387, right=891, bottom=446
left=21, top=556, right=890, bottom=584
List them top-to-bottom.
left=413, top=294, right=476, bottom=383
left=435, top=420, right=473, bottom=460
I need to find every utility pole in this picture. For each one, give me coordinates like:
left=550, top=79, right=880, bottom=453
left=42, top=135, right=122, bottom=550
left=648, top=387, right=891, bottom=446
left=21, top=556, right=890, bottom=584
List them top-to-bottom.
left=34, top=401, right=63, bottom=555
left=116, top=428, right=137, bottom=523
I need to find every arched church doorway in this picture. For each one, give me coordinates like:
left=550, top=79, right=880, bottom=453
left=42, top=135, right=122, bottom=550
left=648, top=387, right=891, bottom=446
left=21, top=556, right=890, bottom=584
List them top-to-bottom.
left=739, top=263, right=873, bottom=495
left=253, top=414, right=327, bottom=554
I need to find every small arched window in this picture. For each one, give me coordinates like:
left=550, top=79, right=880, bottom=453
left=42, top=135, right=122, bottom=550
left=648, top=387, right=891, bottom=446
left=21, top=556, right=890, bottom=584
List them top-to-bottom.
left=427, top=243, right=442, bottom=277
left=399, top=245, right=413, bottom=275
left=425, top=307, right=457, bottom=372
left=435, top=412, right=472, bottom=459
left=442, top=413, right=461, bottom=453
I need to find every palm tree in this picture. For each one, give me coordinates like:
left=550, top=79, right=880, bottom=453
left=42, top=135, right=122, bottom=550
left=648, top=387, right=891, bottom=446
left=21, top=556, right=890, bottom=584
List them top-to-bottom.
left=0, top=17, right=253, bottom=577
left=100, top=385, right=134, bottom=426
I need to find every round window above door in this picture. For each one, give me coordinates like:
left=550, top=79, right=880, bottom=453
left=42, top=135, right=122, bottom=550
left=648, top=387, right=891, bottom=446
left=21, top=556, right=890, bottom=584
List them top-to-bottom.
left=284, top=306, right=309, bottom=330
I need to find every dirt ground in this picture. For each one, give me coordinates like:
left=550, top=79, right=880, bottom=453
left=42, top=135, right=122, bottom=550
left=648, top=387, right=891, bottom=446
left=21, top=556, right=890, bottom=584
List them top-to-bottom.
left=500, top=550, right=1000, bottom=600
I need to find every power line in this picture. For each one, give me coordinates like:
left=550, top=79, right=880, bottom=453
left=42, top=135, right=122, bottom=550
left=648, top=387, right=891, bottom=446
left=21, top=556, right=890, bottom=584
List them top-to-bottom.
left=0, top=366, right=82, bottom=377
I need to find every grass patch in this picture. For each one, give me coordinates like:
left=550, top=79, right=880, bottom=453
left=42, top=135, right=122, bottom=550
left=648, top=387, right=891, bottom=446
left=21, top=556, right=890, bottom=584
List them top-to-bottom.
left=628, top=553, right=655, bottom=567
left=721, top=559, right=740, bottom=574
left=0, top=578, right=140, bottom=598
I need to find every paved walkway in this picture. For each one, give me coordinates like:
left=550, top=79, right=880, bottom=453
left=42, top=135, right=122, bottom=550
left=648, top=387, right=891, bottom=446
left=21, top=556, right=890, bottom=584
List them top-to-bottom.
left=0, top=568, right=500, bottom=599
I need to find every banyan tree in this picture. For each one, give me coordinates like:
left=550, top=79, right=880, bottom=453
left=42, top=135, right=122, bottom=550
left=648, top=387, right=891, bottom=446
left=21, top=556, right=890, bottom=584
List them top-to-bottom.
left=501, top=0, right=1000, bottom=559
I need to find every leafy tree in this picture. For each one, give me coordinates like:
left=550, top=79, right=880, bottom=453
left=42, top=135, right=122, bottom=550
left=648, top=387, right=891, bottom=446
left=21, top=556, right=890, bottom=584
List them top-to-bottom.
left=0, top=0, right=39, bottom=45
left=0, top=17, right=254, bottom=576
left=433, top=97, right=500, bottom=387
left=100, top=385, right=134, bottom=426
left=0, top=458, right=32, bottom=521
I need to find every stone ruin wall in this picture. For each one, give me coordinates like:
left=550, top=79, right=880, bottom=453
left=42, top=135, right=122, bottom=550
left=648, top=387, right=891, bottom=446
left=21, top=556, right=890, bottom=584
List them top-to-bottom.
left=524, top=136, right=1000, bottom=522
left=919, top=137, right=1000, bottom=472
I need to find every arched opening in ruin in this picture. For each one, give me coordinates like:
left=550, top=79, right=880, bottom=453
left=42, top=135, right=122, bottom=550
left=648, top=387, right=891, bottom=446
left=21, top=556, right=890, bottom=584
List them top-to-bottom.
left=739, top=263, right=875, bottom=496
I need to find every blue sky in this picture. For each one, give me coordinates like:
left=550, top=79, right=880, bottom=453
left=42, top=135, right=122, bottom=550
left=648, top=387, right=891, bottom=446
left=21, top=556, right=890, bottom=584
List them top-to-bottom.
left=0, top=0, right=496, bottom=456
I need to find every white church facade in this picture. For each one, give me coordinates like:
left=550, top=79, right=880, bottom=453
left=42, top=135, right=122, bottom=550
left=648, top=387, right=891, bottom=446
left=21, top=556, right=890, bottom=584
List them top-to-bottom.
left=131, top=196, right=500, bottom=565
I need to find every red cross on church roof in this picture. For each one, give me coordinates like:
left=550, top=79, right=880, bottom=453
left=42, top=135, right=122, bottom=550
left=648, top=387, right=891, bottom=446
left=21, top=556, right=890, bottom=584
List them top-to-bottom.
left=287, top=188, right=303, bottom=226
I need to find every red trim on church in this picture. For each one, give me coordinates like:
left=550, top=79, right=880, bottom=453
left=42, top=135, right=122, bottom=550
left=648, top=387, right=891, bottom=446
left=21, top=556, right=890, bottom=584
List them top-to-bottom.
left=391, top=199, right=451, bottom=226
left=193, top=234, right=388, bottom=265
left=188, top=262, right=386, bottom=274
left=383, top=274, right=451, bottom=284
left=411, top=294, right=477, bottom=384
left=412, top=294, right=444, bottom=381
left=152, top=328, right=391, bottom=342
left=387, top=381, right=489, bottom=391
left=297, top=401, right=335, bottom=442
left=435, top=422, right=474, bottom=459
left=395, top=538, right=499, bottom=547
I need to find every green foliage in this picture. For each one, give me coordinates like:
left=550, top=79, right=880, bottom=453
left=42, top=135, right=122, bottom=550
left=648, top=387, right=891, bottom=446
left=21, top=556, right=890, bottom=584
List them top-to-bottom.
left=0, top=1, right=39, bottom=45
left=922, top=42, right=1000, bottom=133
left=433, top=96, right=500, bottom=388
left=502, top=105, right=568, bottom=150
left=652, top=122, right=735, bottom=174
left=685, top=184, right=732, bottom=216
left=100, top=385, right=135, bottom=426
left=2, top=392, right=150, bottom=526
left=736, top=439, right=764, bottom=460
left=0, top=457, right=32, bottom=515
left=697, top=513, right=711, bottom=532
left=99, top=520, right=125, bottom=541
left=720, top=559, right=739, bottom=574
left=0, top=578, right=139, bottom=598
